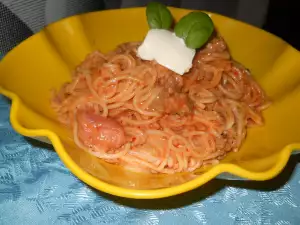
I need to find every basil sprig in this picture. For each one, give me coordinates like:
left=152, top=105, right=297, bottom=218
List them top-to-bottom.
left=145, top=2, right=214, bottom=49
left=146, top=2, right=173, bottom=29
left=174, top=12, right=214, bottom=49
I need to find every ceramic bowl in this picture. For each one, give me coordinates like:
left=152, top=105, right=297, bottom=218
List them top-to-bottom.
left=1, top=7, right=300, bottom=199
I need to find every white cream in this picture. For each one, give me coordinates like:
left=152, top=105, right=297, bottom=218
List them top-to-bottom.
left=137, top=29, right=195, bottom=75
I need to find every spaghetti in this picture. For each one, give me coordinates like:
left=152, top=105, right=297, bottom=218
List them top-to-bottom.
left=52, top=36, right=270, bottom=174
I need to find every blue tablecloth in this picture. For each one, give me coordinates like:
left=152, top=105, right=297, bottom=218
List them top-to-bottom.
left=0, top=94, right=300, bottom=225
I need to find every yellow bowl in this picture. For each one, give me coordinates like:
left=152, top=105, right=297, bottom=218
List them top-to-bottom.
left=1, top=7, right=300, bottom=199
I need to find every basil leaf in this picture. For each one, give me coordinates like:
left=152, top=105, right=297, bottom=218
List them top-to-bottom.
left=146, top=2, right=173, bottom=29
left=174, top=12, right=214, bottom=49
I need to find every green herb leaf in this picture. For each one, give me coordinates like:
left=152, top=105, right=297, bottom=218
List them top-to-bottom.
left=146, top=2, right=173, bottom=29
left=174, top=12, right=214, bottom=49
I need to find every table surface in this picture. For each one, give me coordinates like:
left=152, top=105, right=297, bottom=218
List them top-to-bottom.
left=0, top=95, right=300, bottom=225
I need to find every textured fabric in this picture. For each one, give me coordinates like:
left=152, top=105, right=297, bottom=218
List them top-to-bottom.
left=0, top=0, right=269, bottom=54
left=0, top=0, right=105, bottom=54
left=119, top=0, right=269, bottom=27
left=0, top=2, right=33, bottom=54
left=1, top=95, right=300, bottom=224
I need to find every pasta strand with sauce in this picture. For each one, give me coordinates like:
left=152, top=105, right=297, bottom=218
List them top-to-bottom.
left=52, top=36, right=270, bottom=174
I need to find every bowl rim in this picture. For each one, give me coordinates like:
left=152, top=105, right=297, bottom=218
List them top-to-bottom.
left=1, top=7, right=300, bottom=199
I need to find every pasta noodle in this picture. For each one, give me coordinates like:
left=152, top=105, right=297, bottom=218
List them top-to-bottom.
left=51, top=36, right=270, bottom=174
